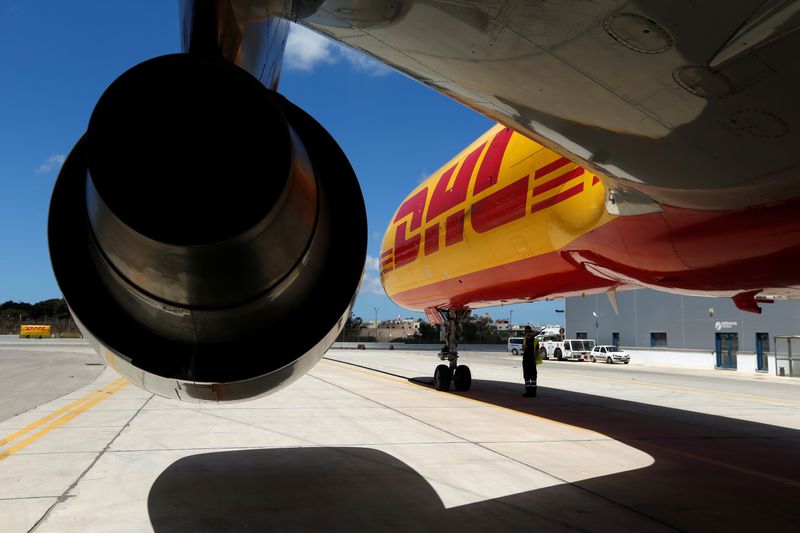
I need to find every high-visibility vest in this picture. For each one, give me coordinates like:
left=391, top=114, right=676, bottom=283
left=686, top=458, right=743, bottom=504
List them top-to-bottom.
left=522, top=336, right=539, bottom=352
left=524, top=336, right=543, bottom=364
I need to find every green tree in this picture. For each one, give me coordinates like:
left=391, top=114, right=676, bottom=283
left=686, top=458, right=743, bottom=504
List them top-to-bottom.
left=417, top=321, right=441, bottom=343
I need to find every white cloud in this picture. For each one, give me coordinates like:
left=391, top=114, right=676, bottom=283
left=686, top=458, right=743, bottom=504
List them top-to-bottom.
left=285, top=23, right=390, bottom=76
left=285, top=24, right=335, bottom=71
left=338, top=46, right=391, bottom=76
left=35, top=154, right=65, bottom=174
left=365, top=255, right=380, bottom=271
left=360, top=272, right=385, bottom=295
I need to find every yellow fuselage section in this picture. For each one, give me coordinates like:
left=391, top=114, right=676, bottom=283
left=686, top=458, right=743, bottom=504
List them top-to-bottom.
left=380, top=124, right=614, bottom=310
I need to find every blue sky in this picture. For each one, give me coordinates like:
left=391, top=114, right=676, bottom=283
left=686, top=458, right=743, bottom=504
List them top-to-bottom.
left=0, top=2, right=562, bottom=326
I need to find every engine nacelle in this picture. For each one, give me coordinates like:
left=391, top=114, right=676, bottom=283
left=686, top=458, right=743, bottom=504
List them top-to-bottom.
left=49, top=54, right=366, bottom=402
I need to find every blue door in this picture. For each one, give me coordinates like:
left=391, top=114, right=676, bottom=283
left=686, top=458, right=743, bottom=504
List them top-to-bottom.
left=716, top=332, right=738, bottom=369
left=755, top=333, right=769, bottom=372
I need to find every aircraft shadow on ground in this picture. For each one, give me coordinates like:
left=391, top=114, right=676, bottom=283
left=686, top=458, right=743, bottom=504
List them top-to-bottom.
left=148, top=379, right=800, bottom=532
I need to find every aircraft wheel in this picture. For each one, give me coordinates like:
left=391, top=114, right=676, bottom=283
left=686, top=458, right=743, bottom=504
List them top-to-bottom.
left=511, top=348, right=519, bottom=356
left=555, top=348, right=563, bottom=361
left=590, top=355, right=596, bottom=363
left=606, top=356, right=613, bottom=364
left=624, top=361, right=629, bottom=364
left=433, top=364, right=451, bottom=391
left=453, top=365, right=471, bottom=391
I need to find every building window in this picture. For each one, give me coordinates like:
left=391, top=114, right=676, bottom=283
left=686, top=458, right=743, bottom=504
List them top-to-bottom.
left=575, top=332, right=588, bottom=339
left=612, top=332, right=620, bottom=347
left=650, top=332, right=667, bottom=347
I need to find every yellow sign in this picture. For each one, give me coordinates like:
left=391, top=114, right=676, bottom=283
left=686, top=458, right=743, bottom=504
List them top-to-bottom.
left=19, top=325, right=51, bottom=338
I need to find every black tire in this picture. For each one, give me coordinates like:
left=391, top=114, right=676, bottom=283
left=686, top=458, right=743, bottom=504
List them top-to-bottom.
left=511, top=348, right=519, bottom=356
left=539, top=348, right=548, bottom=361
left=555, top=348, right=563, bottom=361
left=590, top=355, right=596, bottom=363
left=606, top=356, right=613, bottom=364
left=624, top=361, right=629, bottom=364
left=433, top=364, right=451, bottom=391
left=453, top=365, right=472, bottom=391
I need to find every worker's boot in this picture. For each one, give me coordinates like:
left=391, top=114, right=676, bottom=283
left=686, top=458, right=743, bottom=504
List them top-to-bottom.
left=523, top=379, right=537, bottom=397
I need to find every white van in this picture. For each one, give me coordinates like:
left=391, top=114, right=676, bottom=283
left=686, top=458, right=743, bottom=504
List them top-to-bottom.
left=507, top=337, right=524, bottom=355
left=540, top=338, right=595, bottom=361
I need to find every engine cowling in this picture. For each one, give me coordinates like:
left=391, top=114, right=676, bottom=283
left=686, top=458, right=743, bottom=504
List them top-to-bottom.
left=49, top=54, right=366, bottom=402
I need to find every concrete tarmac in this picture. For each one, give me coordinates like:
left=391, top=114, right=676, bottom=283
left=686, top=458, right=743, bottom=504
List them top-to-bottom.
left=0, top=337, right=103, bottom=422
left=1, top=345, right=798, bottom=532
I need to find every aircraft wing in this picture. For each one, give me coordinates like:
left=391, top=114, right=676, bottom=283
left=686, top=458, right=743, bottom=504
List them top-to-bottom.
left=298, top=1, right=800, bottom=211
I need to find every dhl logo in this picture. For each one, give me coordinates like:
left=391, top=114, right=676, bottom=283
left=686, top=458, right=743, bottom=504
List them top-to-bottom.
left=381, top=127, right=601, bottom=274
left=21, top=326, right=49, bottom=331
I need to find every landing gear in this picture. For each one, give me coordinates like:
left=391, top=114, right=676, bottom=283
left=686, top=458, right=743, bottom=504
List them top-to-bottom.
left=432, top=309, right=471, bottom=392
left=433, top=364, right=451, bottom=391
left=453, top=365, right=471, bottom=391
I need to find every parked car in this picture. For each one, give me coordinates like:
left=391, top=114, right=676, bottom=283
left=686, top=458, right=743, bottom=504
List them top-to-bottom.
left=507, top=337, right=524, bottom=355
left=590, top=345, right=630, bottom=364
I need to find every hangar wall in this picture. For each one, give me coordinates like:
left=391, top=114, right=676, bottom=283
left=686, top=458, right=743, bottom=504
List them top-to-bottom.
left=564, top=289, right=800, bottom=354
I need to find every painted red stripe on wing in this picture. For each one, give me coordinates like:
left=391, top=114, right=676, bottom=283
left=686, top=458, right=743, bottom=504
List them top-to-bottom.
left=535, top=157, right=570, bottom=179
left=532, top=168, right=584, bottom=197
left=592, top=176, right=600, bottom=186
left=531, top=183, right=584, bottom=213
left=381, top=250, right=392, bottom=258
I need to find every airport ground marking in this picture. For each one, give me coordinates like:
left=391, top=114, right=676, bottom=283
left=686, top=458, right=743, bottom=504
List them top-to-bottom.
left=322, top=357, right=606, bottom=436
left=324, top=358, right=800, bottom=491
left=315, top=360, right=669, bottom=526
left=551, top=369, right=800, bottom=406
left=0, top=377, right=126, bottom=447
left=0, top=378, right=128, bottom=461
left=633, top=438, right=800, bottom=489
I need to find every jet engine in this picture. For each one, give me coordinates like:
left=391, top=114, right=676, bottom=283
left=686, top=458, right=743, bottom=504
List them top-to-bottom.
left=48, top=54, right=366, bottom=402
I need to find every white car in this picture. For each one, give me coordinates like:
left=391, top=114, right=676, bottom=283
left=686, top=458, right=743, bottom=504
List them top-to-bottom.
left=507, top=337, right=524, bottom=355
left=591, top=345, right=630, bottom=364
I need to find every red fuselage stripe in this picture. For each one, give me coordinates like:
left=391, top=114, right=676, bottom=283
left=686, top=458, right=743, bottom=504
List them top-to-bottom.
left=535, top=157, right=570, bottom=179
left=533, top=168, right=585, bottom=197
left=531, top=182, right=584, bottom=213
left=389, top=197, right=800, bottom=310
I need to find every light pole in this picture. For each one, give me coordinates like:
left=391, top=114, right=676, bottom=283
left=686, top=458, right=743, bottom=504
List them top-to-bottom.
left=374, top=307, right=379, bottom=328
left=509, top=309, right=513, bottom=333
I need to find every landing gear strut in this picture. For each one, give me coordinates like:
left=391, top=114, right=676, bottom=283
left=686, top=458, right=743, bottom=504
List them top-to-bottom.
left=433, top=309, right=471, bottom=391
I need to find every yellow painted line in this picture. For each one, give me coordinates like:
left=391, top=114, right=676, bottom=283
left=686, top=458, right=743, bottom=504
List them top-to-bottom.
left=323, top=359, right=604, bottom=436
left=326, top=359, right=800, bottom=487
left=322, top=360, right=411, bottom=385
left=551, top=369, right=800, bottom=406
left=0, top=377, right=126, bottom=447
left=0, top=378, right=128, bottom=461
